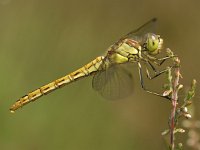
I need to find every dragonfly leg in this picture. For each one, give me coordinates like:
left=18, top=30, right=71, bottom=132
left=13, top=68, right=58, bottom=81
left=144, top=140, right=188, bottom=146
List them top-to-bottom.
left=144, top=53, right=177, bottom=66
left=153, top=56, right=175, bottom=66
left=141, top=57, right=167, bottom=73
left=142, top=58, right=175, bottom=80
left=144, top=59, right=175, bottom=79
left=146, top=60, right=157, bottom=72
left=137, top=62, right=170, bottom=100
left=146, top=66, right=173, bottom=80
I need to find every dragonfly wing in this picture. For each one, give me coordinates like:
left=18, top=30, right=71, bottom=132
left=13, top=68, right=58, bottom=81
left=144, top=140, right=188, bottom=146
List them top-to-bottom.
left=109, top=18, right=157, bottom=51
left=124, top=18, right=157, bottom=40
left=92, top=63, right=134, bottom=100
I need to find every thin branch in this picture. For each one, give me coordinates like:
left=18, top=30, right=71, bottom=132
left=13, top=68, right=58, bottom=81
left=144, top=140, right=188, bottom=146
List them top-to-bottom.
left=162, top=48, right=197, bottom=150
left=170, top=57, right=181, bottom=150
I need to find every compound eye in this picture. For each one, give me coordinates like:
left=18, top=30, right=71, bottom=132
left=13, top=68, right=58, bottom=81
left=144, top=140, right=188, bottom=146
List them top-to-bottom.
left=146, top=34, right=161, bottom=55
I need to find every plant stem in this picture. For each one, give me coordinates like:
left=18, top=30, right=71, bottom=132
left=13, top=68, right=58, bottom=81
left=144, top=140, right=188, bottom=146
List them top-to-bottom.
left=170, top=58, right=181, bottom=150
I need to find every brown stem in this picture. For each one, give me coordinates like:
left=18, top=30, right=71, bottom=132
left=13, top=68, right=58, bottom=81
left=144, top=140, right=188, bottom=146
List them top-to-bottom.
left=170, top=58, right=181, bottom=150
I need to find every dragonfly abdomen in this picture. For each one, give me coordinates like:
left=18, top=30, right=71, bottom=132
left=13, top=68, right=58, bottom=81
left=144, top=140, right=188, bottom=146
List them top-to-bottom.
left=10, top=56, right=104, bottom=113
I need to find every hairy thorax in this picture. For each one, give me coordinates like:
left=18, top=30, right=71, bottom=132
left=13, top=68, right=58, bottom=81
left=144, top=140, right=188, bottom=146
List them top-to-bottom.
left=108, top=39, right=141, bottom=64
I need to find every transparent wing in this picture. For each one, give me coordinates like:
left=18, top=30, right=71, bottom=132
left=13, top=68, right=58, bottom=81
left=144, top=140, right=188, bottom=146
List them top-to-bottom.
left=109, top=18, right=157, bottom=51
left=124, top=18, right=157, bottom=41
left=92, top=63, right=134, bottom=100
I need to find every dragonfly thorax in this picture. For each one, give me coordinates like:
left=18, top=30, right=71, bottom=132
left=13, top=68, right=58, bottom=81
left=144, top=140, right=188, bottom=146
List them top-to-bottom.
left=108, top=39, right=141, bottom=64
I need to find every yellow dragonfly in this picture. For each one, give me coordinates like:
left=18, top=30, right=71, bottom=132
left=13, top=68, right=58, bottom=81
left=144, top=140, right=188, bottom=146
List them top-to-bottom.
left=10, top=18, right=173, bottom=113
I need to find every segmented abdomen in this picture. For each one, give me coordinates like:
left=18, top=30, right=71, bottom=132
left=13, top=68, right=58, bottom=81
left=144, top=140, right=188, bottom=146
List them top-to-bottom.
left=10, top=56, right=104, bottom=112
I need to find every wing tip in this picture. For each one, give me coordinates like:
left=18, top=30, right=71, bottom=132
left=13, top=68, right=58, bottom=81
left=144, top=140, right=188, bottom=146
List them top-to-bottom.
left=152, top=17, right=157, bottom=22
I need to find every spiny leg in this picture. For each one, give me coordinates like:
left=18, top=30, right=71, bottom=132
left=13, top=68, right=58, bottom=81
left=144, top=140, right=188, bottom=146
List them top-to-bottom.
left=144, top=53, right=177, bottom=66
left=140, top=56, right=168, bottom=73
left=153, top=56, right=175, bottom=66
left=141, top=57, right=175, bottom=80
left=144, top=59, right=174, bottom=80
left=145, top=59, right=157, bottom=72
left=137, top=62, right=170, bottom=100
left=145, top=66, right=173, bottom=80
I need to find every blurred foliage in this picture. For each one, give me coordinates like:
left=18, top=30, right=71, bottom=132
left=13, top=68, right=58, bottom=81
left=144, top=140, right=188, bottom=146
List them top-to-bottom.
left=0, top=0, right=200, bottom=150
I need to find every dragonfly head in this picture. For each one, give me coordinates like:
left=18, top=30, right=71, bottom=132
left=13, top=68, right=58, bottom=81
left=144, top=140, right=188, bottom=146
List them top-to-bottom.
left=143, top=33, right=163, bottom=55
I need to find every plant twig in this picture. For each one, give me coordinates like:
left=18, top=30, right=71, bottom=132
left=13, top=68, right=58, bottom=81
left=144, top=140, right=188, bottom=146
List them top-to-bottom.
left=162, top=48, right=197, bottom=150
left=170, top=57, right=181, bottom=150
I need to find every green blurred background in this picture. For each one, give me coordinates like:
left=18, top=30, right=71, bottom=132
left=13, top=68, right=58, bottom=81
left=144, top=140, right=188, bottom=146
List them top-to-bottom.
left=0, top=0, right=200, bottom=150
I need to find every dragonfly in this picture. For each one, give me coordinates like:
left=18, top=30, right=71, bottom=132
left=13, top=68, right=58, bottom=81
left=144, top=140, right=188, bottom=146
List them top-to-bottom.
left=10, top=18, right=174, bottom=113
